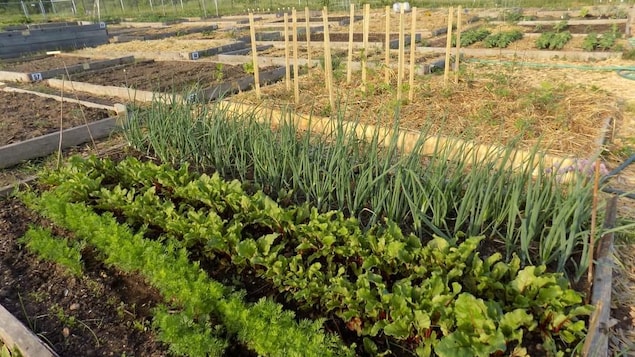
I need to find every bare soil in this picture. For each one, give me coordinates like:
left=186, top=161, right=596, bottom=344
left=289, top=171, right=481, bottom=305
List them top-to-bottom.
left=0, top=56, right=94, bottom=73
left=65, top=60, right=264, bottom=92
left=0, top=91, right=113, bottom=146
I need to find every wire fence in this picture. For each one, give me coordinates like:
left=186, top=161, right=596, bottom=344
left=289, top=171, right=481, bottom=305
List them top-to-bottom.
left=0, top=0, right=632, bottom=23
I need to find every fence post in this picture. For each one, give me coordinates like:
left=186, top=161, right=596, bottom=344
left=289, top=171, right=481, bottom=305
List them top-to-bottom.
left=20, top=0, right=30, bottom=18
left=39, top=0, right=47, bottom=18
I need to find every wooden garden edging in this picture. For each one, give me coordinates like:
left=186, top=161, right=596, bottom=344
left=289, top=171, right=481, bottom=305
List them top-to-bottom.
left=0, top=55, right=135, bottom=83
left=583, top=195, right=617, bottom=357
left=0, top=304, right=59, bottom=357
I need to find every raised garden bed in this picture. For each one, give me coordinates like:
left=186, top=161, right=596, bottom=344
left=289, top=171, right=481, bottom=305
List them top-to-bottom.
left=107, top=24, right=219, bottom=42
left=0, top=55, right=135, bottom=82
left=63, top=60, right=256, bottom=91
left=0, top=88, right=121, bottom=169
left=0, top=90, right=113, bottom=146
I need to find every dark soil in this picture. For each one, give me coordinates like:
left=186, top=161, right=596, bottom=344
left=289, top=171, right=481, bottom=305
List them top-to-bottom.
left=0, top=56, right=96, bottom=73
left=64, top=61, right=270, bottom=93
left=12, top=82, right=121, bottom=107
left=0, top=91, right=113, bottom=146
left=0, top=198, right=169, bottom=357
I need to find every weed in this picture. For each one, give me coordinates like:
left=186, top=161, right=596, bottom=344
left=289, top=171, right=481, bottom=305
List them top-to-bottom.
left=242, top=61, right=254, bottom=74
left=214, top=63, right=224, bottom=82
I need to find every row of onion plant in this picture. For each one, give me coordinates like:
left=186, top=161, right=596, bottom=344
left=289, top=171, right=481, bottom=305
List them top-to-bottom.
left=124, top=96, right=604, bottom=281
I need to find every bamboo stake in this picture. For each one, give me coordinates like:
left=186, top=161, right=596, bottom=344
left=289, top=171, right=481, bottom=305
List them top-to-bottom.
left=346, top=3, right=354, bottom=83
left=362, top=3, right=370, bottom=85
left=384, top=5, right=390, bottom=84
left=454, top=5, right=462, bottom=84
left=397, top=6, right=404, bottom=101
left=305, top=7, right=311, bottom=69
left=322, top=7, right=334, bottom=110
left=408, top=7, right=417, bottom=102
left=443, top=7, right=454, bottom=86
left=293, top=8, right=300, bottom=104
left=249, top=12, right=261, bottom=99
left=284, top=12, right=291, bottom=91
left=588, top=159, right=601, bottom=290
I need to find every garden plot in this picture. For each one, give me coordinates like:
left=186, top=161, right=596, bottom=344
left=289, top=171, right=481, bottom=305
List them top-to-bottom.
left=425, top=21, right=629, bottom=53
left=107, top=23, right=219, bottom=42
left=72, top=38, right=239, bottom=59
left=0, top=54, right=135, bottom=82
left=61, top=60, right=277, bottom=95
left=230, top=62, right=618, bottom=158
left=0, top=88, right=121, bottom=169
left=0, top=90, right=113, bottom=146
left=0, top=198, right=170, bottom=357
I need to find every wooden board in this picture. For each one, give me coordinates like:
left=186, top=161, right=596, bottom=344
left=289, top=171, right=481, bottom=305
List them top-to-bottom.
left=0, top=304, right=59, bottom=357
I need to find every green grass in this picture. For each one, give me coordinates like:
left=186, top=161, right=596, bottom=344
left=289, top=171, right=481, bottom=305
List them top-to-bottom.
left=1, top=0, right=633, bottom=25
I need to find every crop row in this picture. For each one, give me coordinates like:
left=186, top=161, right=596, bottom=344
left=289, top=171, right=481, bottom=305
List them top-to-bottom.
left=451, top=23, right=623, bottom=51
left=124, top=99, right=599, bottom=281
left=38, top=155, right=592, bottom=356
left=22, top=186, right=352, bottom=357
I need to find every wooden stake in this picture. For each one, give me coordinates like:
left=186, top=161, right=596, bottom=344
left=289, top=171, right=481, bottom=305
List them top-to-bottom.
left=346, top=3, right=354, bottom=83
left=362, top=3, right=370, bottom=85
left=384, top=5, right=390, bottom=84
left=454, top=5, right=462, bottom=84
left=397, top=6, right=404, bottom=101
left=305, top=7, right=311, bottom=69
left=322, top=7, right=334, bottom=110
left=408, top=7, right=417, bottom=102
left=443, top=7, right=454, bottom=86
left=293, top=8, right=300, bottom=104
left=249, top=12, right=261, bottom=99
left=284, top=12, right=291, bottom=91
left=588, top=159, right=601, bottom=289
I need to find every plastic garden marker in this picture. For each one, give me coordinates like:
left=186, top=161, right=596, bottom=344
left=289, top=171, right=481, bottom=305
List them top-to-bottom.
left=347, top=3, right=354, bottom=83
left=454, top=5, right=462, bottom=84
left=408, top=7, right=417, bottom=102
left=444, top=7, right=454, bottom=86
left=293, top=8, right=300, bottom=104
left=249, top=12, right=261, bottom=99
left=284, top=13, right=291, bottom=91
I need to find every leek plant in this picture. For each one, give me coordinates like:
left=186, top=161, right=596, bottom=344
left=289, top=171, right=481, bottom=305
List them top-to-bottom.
left=125, top=97, right=603, bottom=280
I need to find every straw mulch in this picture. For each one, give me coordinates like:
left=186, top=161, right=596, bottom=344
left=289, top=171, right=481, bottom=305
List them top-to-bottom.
left=233, top=63, right=619, bottom=158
